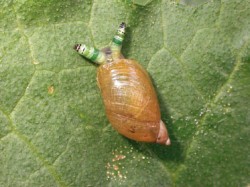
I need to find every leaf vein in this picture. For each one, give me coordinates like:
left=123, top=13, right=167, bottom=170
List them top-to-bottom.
left=176, top=39, right=249, bottom=178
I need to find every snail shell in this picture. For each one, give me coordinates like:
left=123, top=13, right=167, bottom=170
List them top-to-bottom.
left=74, top=22, right=170, bottom=145
left=97, top=59, right=170, bottom=145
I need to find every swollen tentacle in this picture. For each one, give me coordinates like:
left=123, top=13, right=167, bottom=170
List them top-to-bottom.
left=110, top=22, right=126, bottom=60
left=74, top=44, right=106, bottom=64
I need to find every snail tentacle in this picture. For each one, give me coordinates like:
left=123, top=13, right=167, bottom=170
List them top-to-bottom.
left=111, top=22, right=126, bottom=60
left=74, top=44, right=106, bottom=64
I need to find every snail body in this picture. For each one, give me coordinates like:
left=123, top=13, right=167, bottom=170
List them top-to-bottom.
left=74, top=23, right=170, bottom=145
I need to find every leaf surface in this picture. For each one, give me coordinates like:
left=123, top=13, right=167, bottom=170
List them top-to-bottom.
left=0, top=0, right=249, bottom=186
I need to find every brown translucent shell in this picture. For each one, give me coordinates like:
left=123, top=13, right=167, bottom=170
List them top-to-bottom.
left=97, top=59, right=170, bottom=145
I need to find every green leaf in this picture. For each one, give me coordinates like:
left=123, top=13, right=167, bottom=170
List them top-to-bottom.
left=0, top=0, right=249, bottom=186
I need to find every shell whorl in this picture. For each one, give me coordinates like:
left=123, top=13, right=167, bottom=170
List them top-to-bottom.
left=97, top=59, right=164, bottom=143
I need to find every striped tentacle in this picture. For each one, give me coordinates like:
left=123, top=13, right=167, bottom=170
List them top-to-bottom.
left=110, top=22, right=126, bottom=60
left=74, top=44, right=106, bottom=64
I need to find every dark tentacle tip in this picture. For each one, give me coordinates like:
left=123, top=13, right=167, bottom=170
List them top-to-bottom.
left=120, top=22, right=126, bottom=28
left=74, top=44, right=81, bottom=51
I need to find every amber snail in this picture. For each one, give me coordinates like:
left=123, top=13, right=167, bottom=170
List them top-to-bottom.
left=74, top=22, right=170, bottom=145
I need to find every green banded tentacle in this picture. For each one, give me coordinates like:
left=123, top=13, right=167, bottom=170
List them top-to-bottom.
left=111, top=22, right=126, bottom=59
left=74, top=44, right=106, bottom=64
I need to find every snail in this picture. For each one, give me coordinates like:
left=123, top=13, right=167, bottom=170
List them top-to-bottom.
left=74, top=23, right=170, bottom=145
